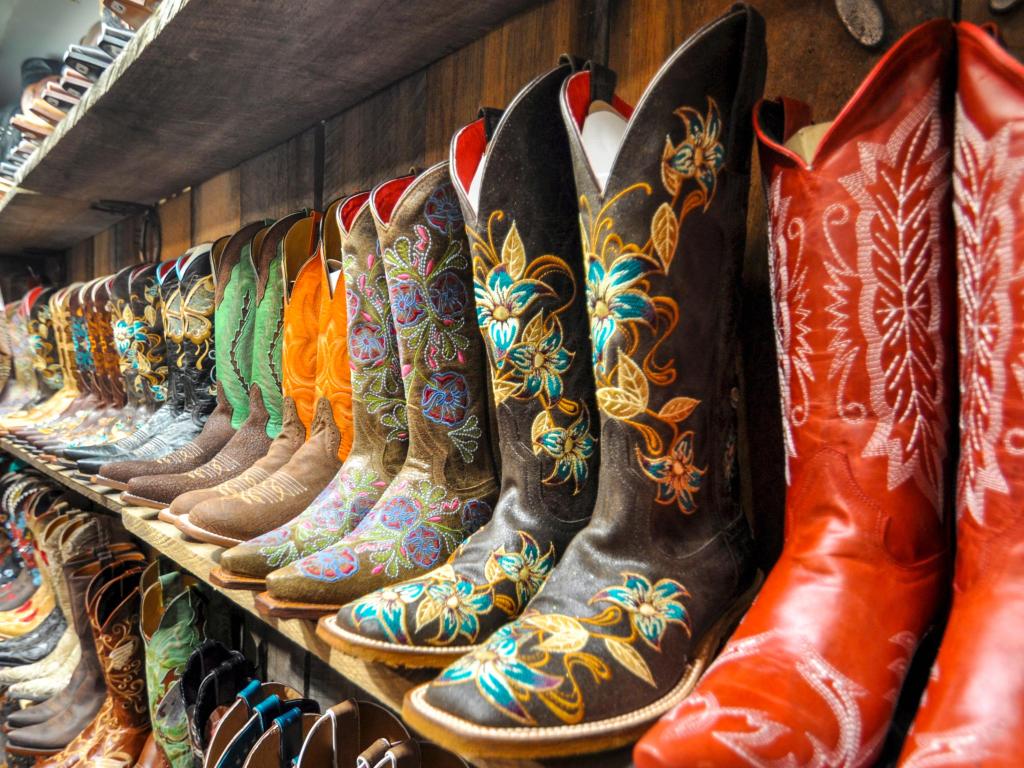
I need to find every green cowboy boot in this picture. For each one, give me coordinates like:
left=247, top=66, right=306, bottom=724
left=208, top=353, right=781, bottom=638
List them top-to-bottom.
left=318, top=58, right=600, bottom=667
left=260, top=165, right=500, bottom=616
left=214, top=193, right=409, bottom=593
left=122, top=222, right=292, bottom=510
left=140, top=562, right=206, bottom=768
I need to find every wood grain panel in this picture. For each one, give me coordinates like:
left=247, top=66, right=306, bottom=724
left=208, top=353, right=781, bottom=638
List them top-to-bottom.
left=423, top=0, right=591, bottom=166
left=961, top=1, right=1024, bottom=55
left=323, top=72, right=427, bottom=201
left=240, top=129, right=317, bottom=221
left=193, top=170, right=241, bottom=244
left=159, top=190, right=193, bottom=258
left=93, top=227, right=115, bottom=277
left=67, top=239, right=94, bottom=283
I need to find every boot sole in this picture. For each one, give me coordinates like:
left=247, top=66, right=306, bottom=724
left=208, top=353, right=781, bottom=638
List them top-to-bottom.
left=90, top=475, right=128, bottom=491
left=119, top=493, right=168, bottom=510
left=156, top=508, right=179, bottom=525
left=175, top=515, right=243, bottom=547
left=208, top=567, right=266, bottom=591
left=402, top=571, right=765, bottom=760
left=255, top=592, right=339, bottom=620
left=317, top=614, right=475, bottom=669
left=4, top=743, right=64, bottom=757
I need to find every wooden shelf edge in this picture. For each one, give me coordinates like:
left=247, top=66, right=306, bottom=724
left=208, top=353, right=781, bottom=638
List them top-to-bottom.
left=0, top=437, right=125, bottom=513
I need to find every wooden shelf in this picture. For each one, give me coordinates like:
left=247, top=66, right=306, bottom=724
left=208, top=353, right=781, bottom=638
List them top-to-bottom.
left=0, top=0, right=540, bottom=254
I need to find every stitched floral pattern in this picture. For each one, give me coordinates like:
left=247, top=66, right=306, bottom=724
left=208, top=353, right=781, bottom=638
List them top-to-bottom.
left=582, top=99, right=725, bottom=514
left=382, top=197, right=481, bottom=462
left=471, top=213, right=596, bottom=492
left=29, top=301, right=63, bottom=391
left=344, top=531, right=556, bottom=646
left=432, top=571, right=690, bottom=725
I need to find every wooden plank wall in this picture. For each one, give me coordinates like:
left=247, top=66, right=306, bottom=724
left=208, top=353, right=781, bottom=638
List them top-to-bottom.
left=69, top=0, right=1018, bottom=716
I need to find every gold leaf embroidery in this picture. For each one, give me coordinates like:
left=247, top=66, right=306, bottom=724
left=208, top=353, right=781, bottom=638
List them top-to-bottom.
left=651, top=202, right=679, bottom=272
left=502, top=222, right=526, bottom=280
left=617, top=353, right=649, bottom=408
left=492, top=377, right=518, bottom=405
left=596, top=386, right=646, bottom=419
left=658, top=396, right=700, bottom=423
left=531, top=410, right=555, bottom=456
left=484, top=553, right=503, bottom=584
left=415, top=593, right=445, bottom=632
left=526, top=614, right=589, bottom=653
left=604, top=636, right=655, bottom=686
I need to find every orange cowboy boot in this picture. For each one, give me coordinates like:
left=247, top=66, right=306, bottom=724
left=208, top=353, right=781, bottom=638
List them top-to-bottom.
left=635, top=19, right=957, bottom=768
left=898, top=22, right=1024, bottom=767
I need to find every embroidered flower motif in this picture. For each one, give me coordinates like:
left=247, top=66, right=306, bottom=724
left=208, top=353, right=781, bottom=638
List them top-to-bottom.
left=662, top=98, right=725, bottom=199
left=424, top=184, right=464, bottom=233
left=585, top=255, right=655, bottom=368
left=475, top=264, right=552, bottom=359
left=429, top=270, right=469, bottom=321
left=389, top=280, right=428, bottom=328
left=505, top=315, right=572, bottom=401
left=113, top=317, right=145, bottom=359
left=349, top=321, right=386, bottom=364
left=421, top=371, right=469, bottom=426
left=536, top=408, right=596, bottom=492
left=638, top=431, right=706, bottom=514
left=379, top=495, right=421, bottom=529
left=459, top=499, right=492, bottom=535
left=404, top=525, right=443, bottom=568
left=492, top=533, right=556, bottom=608
left=296, top=547, right=360, bottom=582
left=419, top=566, right=495, bottom=643
left=593, top=573, right=690, bottom=650
left=351, top=581, right=427, bottom=644
left=436, top=623, right=562, bottom=724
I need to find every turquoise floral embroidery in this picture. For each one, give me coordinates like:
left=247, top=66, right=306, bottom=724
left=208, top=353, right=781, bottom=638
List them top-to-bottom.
left=662, top=99, right=725, bottom=198
left=382, top=204, right=481, bottom=462
left=469, top=213, right=596, bottom=494
left=585, top=254, right=656, bottom=370
left=534, top=407, right=596, bottom=493
left=344, top=532, right=555, bottom=647
left=432, top=572, right=691, bottom=725
left=593, top=573, right=690, bottom=649
left=436, top=623, right=562, bottom=724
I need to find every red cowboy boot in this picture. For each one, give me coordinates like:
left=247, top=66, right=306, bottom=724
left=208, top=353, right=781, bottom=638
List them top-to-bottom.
left=635, top=20, right=956, bottom=767
left=897, top=22, right=1024, bottom=767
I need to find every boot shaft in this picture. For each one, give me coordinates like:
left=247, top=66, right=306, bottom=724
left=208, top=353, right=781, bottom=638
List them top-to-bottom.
left=754, top=20, right=955, bottom=550
left=953, top=21, right=1024, bottom=584
left=455, top=58, right=599, bottom=525
left=371, top=164, right=497, bottom=494
left=340, top=192, right=409, bottom=479
left=316, top=199, right=354, bottom=459
left=252, top=211, right=308, bottom=438
left=281, top=213, right=324, bottom=433
left=214, top=222, right=269, bottom=428
left=166, top=245, right=218, bottom=422
left=130, top=261, right=173, bottom=406
left=110, top=264, right=144, bottom=407
left=87, top=276, right=125, bottom=406
left=28, top=286, right=63, bottom=395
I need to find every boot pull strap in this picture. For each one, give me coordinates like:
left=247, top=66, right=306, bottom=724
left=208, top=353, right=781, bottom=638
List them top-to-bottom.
left=558, top=53, right=586, bottom=72
left=585, top=61, right=618, bottom=105
left=476, top=107, right=504, bottom=141
left=274, top=707, right=306, bottom=766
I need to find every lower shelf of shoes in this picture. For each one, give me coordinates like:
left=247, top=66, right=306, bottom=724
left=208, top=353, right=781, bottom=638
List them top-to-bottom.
left=0, top=437, right=639, bottom=768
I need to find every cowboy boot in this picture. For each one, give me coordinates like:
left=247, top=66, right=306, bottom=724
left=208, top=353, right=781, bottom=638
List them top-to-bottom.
left=404, top=6, right=765, bottom=759
left=633, top=18, right=955, bottom=768
left=897, top=22, right=1024, bottom=766
left=320, top=59, right=598, bottom=665
left=258, top=165, right=499, bottom=619
left=213, top=195, right=394, bottom=591
left=178, top=213, right=355, bottom=548
left=160, top=217, right=315, bottom=526
left=120, top=223, right=274, bottom=509
left=94, top=246, right=220, bottom=487
left=68, top=260, right=180, bottom=468
left=0, top=287, right=13, bottom=395
left=0, top=294, right=41, bottom=416
left=6, top=551, right=145, bottom=758
left=294, top=700, right=410, bottom=768
left=242, top=708, right=320, bottom=768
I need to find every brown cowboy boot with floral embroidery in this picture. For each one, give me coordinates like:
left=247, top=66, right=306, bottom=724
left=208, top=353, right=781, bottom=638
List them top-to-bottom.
left=403, top=6, right=766, bottom=759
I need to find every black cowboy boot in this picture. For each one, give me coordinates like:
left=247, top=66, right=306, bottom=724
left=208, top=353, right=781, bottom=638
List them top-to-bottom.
left=404, top=5, right=766, bottom=759
left=320, top=58, right=600, bottom=667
